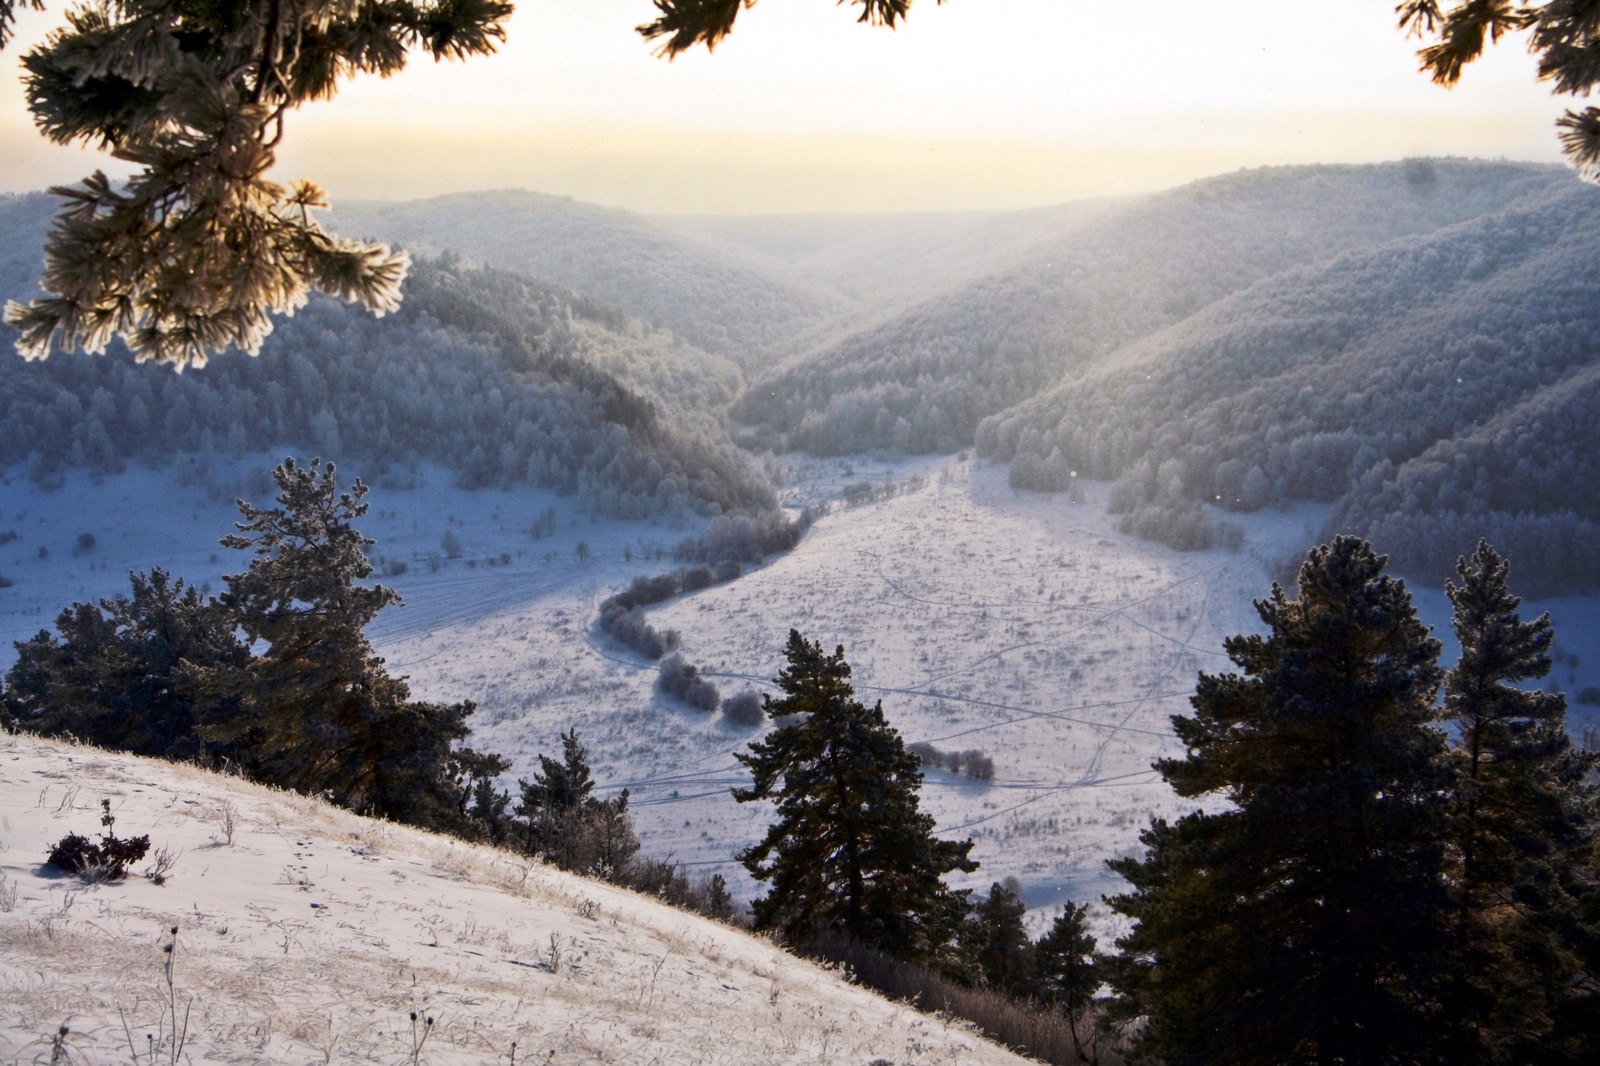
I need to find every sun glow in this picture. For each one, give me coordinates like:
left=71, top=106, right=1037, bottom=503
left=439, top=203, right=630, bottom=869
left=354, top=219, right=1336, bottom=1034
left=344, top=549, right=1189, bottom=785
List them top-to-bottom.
left=0, top=0, right=1572, bottom=212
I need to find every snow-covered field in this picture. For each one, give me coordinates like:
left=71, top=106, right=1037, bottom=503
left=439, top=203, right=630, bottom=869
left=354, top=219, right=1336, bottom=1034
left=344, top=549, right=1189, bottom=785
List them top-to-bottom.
left=2, top=455, right=1596, bottom=941
left=0, top=733, right=1034, bottom=1064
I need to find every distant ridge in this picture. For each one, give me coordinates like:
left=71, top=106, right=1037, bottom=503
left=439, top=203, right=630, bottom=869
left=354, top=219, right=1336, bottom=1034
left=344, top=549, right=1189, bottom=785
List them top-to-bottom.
left=734, top=160, right=1573, bottom=456
left=330, top=190, right=846, bottom=367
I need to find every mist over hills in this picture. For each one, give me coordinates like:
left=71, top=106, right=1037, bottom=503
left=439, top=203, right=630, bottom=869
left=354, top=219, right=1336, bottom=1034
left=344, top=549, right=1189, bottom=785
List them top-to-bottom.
left=731, top=160, right=1573, bottom=456
left=328, top=190, right=847, bottom=367
left=655, top=198, right=1116, bottom=313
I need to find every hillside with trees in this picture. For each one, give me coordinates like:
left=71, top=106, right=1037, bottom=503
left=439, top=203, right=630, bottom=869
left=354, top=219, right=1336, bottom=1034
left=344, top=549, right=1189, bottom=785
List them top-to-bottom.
left=732, top=160, right=1572, bottom=455
left=978, top=178, right=1600, bottom=590
left=329, top=191, right=847, bottom=366
left=0, top=194, right=771, bottom=520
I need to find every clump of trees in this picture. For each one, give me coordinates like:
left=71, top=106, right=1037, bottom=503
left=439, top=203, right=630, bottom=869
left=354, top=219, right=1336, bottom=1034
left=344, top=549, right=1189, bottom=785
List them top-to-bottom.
left=1, top=458, right=504, bottom=835
left=1102, top=537, right=1599, bottom=1065
left=907, top=741, right=996, bottom=780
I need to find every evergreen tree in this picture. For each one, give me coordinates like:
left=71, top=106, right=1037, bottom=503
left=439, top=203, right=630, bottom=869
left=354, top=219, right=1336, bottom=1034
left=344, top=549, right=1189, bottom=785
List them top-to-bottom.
left=0, top=0, right=510, bottom=367
left=1398, top=2, right=1600, bottom=177
left=207, top=457, right=477, bottom=827
left=1105, top=536, right=1451, bottom=1066
left=1440, top=541, right=1600, bottom=1064
left=2, top=568, right=248, bottom=759
left=733, top=629, right=977, bottom=964
left=514, top=729, right=639, bottom=877
left=447, top=746, right=514, bottom=845
left=963, top=879, right=1035, bottom=997
left=1034, top=901, right=1098, bottom=1057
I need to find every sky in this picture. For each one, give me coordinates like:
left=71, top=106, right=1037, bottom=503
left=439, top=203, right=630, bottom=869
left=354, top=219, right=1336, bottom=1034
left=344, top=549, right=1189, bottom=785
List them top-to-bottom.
left=0, top=0, right=1575, bottom=214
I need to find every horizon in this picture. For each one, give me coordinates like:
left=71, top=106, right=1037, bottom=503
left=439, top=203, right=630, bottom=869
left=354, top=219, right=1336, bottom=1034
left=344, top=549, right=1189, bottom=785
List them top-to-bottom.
left=0, top=0, right=1576, bottom=215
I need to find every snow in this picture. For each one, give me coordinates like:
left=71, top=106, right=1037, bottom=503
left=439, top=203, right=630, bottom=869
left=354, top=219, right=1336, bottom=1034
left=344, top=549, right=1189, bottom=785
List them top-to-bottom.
left=2, top=453, right=1596, bottom=950
left=0, top=732, right=1036, bottom=1065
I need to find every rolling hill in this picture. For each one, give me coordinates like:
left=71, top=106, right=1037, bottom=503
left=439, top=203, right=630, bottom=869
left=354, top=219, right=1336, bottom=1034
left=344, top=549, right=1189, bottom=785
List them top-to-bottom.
left=732, top=160, right=1575, bottom=456
left=977, top=177, right=1600, bottom=590
left=328, top=191, right=848, bottom=368
left=0, top=199, right=773, bottom=521
left=0, top=732, right=1034, bottom=1065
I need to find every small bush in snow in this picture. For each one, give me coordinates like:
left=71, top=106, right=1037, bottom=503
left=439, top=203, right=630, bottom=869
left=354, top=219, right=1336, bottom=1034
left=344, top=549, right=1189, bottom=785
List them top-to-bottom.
left=657, top=653, right=720, bottom=711
left=721, top=689, right=764, bottom=727
left=47, top=799, right=150, bottom=882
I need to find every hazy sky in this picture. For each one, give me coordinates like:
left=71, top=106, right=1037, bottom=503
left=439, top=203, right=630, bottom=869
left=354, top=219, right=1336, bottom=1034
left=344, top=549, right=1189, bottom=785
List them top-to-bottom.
left=0, top=0, right=1574, bottom=213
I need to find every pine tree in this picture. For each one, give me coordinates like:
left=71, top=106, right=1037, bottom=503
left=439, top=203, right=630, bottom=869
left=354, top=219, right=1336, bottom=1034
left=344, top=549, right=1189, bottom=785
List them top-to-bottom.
left=0, top=0, right=511, bottom=367
left=207, top=457, right=477, bottom=827
left=1105, top=536, right=1451, bottom=1066
left=1440, top=541, right=1600, bottom=1064
left=1, top=568, right=248, bottom=759
left=734, top=629, right=977, bottom=964
left=514, top=729, right=639, bottom=877
left=447, top=746, right=513, bottom=844
left=964, top=879, right=1035, bottom=996
left=1034, top=901, right=1098, bottom=1058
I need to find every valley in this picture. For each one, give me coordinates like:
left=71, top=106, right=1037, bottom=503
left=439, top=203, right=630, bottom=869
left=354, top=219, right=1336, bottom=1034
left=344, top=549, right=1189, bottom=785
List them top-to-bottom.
left=4, top=158, right=1599, bottom=945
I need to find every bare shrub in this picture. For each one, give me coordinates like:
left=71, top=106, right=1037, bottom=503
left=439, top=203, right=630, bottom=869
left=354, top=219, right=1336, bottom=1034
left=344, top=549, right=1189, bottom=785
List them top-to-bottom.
left=656, top=653, right=720, bottom=711
left=721, top=689, right=764, bottom=727
left=216, top=800, right=238, bottom=846
left=143, top=846, right=181, bottom=886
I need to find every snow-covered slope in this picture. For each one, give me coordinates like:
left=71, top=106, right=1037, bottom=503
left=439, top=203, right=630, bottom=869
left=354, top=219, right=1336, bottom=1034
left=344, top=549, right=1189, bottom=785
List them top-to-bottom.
left=0, top=732, right=1035, bottom=1065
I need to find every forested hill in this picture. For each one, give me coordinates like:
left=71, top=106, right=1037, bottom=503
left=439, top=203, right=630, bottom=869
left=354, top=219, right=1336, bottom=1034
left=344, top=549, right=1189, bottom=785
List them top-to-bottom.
left=732, top=160, right=1572, bottom=455
left=978, top=178, right=1600, bottom=592
left=328, top=191, right=846, bottom=367
left=0, top=195, right=771, bottom=519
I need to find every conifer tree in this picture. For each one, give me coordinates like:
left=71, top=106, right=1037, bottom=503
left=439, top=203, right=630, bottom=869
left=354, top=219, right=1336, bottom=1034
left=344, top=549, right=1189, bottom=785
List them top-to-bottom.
left=0, top=0, right=512, bottom=367
left=208, top=457, right=477, bottom=826
left=1105, top=536, right=1451, bottom=1066
left=1440, top=541, right=1600, bottom=1063
left=1, top=567, right=247, bottom=758
left=734, top=629, right=977, bottom=964
left=514, top=729, right=639, bottom=876
left=447, top=746, right=513, bottom=844
left=964, top=879, right=1035, bottom=997
left=1034, top=901, right=1098, bottom=1057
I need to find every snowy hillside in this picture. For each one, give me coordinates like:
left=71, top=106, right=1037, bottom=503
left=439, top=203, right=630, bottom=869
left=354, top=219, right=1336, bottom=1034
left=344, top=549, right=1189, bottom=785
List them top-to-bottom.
left=979, top=178, right=1600, bottom=590
left=0, top=732, right=1036, bottom=1064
